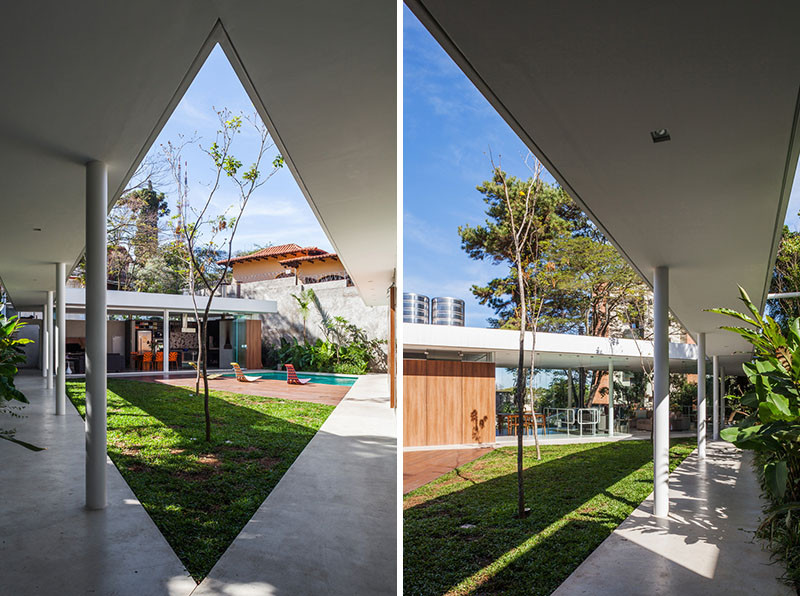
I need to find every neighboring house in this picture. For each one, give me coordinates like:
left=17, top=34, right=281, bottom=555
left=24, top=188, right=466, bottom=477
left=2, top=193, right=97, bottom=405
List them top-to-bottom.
left=219, top=243, right=389, bottom=357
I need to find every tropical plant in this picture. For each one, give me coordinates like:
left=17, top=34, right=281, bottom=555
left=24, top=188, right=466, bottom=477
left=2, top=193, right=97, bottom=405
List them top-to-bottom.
left=711, top=286, right=800, bottom=588
left=291, top=288, right=316, bottom=343
left=0, top=315, right=43, bottom=450
left=264, top=316, right=385, bottom=375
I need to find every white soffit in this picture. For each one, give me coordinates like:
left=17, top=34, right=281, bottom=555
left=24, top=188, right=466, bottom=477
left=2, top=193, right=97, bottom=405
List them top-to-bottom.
left=0, top=1, right=395, bottom=309
left=407, top=1, right=800, bottom=359
left=403, top=323, right=701, bottom=373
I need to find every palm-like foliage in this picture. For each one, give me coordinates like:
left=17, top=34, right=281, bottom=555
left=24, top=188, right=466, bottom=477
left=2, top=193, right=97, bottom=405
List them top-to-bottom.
left=0, top=315, right=43, bottom=450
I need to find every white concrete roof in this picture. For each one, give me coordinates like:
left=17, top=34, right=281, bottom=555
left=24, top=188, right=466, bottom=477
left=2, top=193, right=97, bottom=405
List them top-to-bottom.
left=0, top=1, right=395, bottom=309
left=406, top=2, right=800, bottom=365
left=64, top=288, right=275, bottom=316
left=404, top=323, right=700, bottom=373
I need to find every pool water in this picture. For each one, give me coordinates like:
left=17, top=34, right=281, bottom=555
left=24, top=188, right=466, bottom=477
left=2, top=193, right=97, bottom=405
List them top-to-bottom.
left=223, top=371, right=358, bottom=386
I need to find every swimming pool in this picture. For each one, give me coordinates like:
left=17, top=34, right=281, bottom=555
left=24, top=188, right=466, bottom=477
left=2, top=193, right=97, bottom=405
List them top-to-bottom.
left=223, top=371, right=358, bottom=386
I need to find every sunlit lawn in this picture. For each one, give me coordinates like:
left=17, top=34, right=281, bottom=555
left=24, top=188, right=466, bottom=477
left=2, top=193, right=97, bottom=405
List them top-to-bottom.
left=67, top=379, right=334, bottom=582
left=403, top=440, right=696, bottom=596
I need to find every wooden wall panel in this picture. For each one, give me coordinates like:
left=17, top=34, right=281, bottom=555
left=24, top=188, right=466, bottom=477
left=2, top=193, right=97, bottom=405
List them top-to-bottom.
left=245, top=319, right=262, bottom=369
left=403, top=359, right=428, bottom=446
left=425, top=360, right=463, bottom=446
left=461, top=362, right=496, bottom=444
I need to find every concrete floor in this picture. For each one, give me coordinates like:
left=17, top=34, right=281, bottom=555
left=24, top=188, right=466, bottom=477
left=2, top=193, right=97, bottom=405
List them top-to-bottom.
left=0, top=371, right=196, bottom=596
left=193, top=374, right=397, bottom=596
left=553, top=442, right=792, bottom=596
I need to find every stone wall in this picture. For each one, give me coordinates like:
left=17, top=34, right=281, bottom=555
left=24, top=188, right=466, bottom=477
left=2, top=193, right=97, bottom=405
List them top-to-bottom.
left=240, top=276, right=388, bottom=351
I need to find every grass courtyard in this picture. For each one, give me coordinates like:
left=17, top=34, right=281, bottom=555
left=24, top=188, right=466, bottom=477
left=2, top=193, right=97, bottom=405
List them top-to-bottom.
left=66, top=379, right=334, bottom=582
left=403, top=439, right=696, bottom=596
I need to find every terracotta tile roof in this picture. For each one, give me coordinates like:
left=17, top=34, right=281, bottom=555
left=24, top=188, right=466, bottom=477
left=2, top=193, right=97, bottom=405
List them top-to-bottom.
left=218, top=244, right=327, bottom=265
left=279, top=252, right=339, bottom=267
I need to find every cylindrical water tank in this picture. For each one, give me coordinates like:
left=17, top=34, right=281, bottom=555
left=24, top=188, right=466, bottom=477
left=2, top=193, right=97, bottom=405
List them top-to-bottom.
left=403, top=292, right=430, bottom=324
left=431, top=297, right=465, bottom=326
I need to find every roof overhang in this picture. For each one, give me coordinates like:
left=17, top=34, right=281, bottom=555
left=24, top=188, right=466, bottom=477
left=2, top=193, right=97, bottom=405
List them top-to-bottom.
left=0, top=1, right=395, bottom=309
left=406, top=1, right=800, bottom=360
left=64, top=288, right=276, bottom=316
left=404, top=323, right=707, bottom=374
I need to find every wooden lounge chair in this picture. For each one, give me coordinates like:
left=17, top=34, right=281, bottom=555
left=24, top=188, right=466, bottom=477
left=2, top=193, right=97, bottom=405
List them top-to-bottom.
left=188, top=361, right=224, bottom=380
left=232, top=362, right=260, bottom=383
left=284, top=364, right=311, bottom=385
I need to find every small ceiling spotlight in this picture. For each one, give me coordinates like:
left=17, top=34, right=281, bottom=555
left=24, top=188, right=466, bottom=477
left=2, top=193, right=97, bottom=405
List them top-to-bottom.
left=651, top=128, right=671, bottom=143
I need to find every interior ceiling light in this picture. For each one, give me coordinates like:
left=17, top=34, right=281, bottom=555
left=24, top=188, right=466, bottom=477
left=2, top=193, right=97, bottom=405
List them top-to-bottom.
left=651, top=128, right=671, bottom=143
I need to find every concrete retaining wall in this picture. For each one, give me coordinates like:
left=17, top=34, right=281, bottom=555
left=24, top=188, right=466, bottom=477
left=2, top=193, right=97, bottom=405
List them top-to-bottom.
left=240, top=277, right=388, bottom=346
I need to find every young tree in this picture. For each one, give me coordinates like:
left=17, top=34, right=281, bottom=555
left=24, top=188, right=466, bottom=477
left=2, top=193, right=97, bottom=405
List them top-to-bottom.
left=164, top=108, right=283, bottom=442
left=460, top=153, right=570, bottom=517
left=292, top=287, right=317, bottom=343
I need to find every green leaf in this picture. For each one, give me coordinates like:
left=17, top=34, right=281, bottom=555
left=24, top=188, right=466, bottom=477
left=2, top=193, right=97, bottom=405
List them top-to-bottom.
left=765, top=460, right=788, bottom=498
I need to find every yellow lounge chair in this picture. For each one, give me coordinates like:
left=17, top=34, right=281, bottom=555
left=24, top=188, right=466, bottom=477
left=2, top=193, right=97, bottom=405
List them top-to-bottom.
left=187, top=361, right=224, bottom=380
left=231, top=362, right=260, bottom=383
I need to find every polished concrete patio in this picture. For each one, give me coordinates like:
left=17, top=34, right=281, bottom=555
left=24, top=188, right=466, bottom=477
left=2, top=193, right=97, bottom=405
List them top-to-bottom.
left=0, top=371, right=196, bottom=596
left=193, top=374, right=396, bottom=595
left=553, top=442, right=791, bottom=596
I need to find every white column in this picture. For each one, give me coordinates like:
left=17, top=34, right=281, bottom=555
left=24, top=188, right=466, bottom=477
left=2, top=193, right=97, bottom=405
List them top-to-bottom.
left=85, top=160, right=107, bottom=510
left=56, top=262, right=67, bottom=415
left=653, top=266, right=670, bottom=518
left=45, top=291, right=53, bottom=389
left=41, top=306, right=48, bottom=378
left=163, top=309, right=170, bottom=378
left=696, top=332, right=706, bottom=459
left=712, top=355, right=720, bottom=441
left=608, top=360, right=614, bottom=438
left=719, top=366, right=726, bottom=431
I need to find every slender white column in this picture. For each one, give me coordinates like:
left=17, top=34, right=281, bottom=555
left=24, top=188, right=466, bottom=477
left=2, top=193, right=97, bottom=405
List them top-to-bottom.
left=85, top=161, right=107, bottom=510
left=56, top=262, right=67, bottom=415
left=653, top=266, right=670, bottom=518
left=45, top=291, right=53, bottom=389
left=41, top=306, right=48, bottom=378
left=163, top=309, right=170, bottom=377
left=696, top=332, right=706, bottom=459
left=712, top=355, right=720, bottom=441
left=608, top=360, right=614, bottom=438
left=719, top=367, right=726, bottom=431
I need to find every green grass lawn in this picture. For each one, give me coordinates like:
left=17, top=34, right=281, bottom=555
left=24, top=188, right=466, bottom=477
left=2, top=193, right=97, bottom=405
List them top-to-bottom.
left=67, top=379, right=334, bottom=582
left=404, top=440, right=696, bottom=596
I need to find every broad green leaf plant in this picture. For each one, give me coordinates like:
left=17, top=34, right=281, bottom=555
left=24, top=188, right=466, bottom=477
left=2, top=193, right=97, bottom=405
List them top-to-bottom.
left=711, top=285, right=800, bottom=587
left=711, top=287, right=800, bottom=499
left=0, top=314, right=43, bottom=450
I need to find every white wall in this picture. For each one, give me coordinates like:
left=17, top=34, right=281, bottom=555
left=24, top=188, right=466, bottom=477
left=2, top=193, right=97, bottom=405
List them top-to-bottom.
left=240, top=277, right=389, bottom=346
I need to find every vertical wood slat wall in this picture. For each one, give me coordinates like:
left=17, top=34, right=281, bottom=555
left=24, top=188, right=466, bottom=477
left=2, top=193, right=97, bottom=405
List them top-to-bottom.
left=245, top=319, right=262, bottom=369
left=403, top=359, right=495, bottom=447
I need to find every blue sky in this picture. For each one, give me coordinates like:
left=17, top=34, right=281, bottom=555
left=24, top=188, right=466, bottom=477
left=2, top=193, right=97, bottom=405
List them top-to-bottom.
left=403, top=7, right=559, bottom=330
left=142, top=44, right=332, bottom=255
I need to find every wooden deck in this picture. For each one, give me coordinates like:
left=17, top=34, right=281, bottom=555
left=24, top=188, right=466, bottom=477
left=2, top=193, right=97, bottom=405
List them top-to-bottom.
left=137, top=375, right=351, bottom=406
left=403, top=447, right=493, bottom=494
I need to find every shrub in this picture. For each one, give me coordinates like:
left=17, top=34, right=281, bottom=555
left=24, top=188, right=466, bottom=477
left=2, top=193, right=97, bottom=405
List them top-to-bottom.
left=711, top=286, right=800, bottom=588
left=263, top=316, right=385, bottom=375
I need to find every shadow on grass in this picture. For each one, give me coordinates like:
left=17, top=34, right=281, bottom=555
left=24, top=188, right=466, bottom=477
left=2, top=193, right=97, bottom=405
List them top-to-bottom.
left=67, top=379, right=335, bottom=582
left=403, top=440, right=694, bottom=596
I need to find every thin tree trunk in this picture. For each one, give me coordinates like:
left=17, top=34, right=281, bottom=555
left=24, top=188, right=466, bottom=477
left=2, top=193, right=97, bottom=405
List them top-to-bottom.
left=514, top=261, right=528, bottom=518
left=201, top=317, right=211, bottom=442
left=527, top=340, right=541, bottom=460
